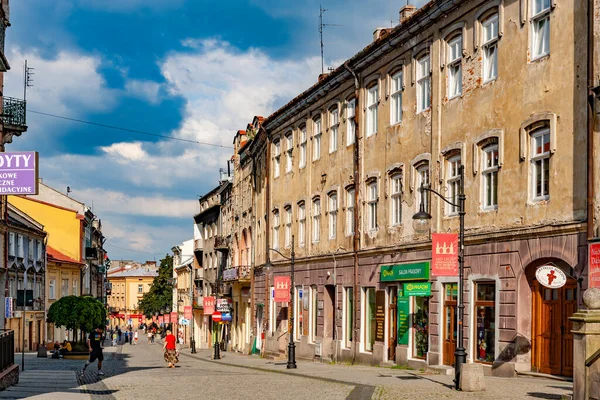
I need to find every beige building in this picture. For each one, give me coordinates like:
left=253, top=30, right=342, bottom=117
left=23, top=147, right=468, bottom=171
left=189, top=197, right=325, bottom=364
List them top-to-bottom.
left=251, top=0, right=600, bottom=378
left=107, top=266, right=157, bottom=328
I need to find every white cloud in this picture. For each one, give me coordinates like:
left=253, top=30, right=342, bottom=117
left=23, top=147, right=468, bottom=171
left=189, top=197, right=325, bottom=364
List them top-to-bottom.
left=125, top=79, right=161, bottom=104
left=101, top=142, right=147, bottom=162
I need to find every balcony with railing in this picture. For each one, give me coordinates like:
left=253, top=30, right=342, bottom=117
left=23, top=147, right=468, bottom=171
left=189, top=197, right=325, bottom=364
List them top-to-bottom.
left=3, top=97, right=27, bottom=132
left=214, top=236, right=230, bottom=251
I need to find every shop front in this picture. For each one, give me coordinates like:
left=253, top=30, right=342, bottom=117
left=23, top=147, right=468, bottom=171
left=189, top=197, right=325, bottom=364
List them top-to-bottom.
left=380, top=262, right=431, bottom=368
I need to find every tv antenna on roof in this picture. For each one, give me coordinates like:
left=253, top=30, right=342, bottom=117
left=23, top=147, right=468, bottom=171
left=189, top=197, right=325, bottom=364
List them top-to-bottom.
left=319, top=5, right=342, bottom=74
left=23, top=60, right=34, bottom=102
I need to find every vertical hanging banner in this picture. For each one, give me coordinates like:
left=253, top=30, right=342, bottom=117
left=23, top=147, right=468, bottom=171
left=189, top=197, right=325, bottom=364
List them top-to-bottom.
left=432, top=233, right=459, bottom=276
left=589, top=242, right=600, bottom=288
left=274, top=276, right=291, bottom=302
left=203, top=297, right=215, bottom=315
left=184, top=306, right=193, bottom=320
left=170, top=312, right=178, bottom=323
left=164, top=313, right=170, bottom=324
left=158, top=315, right=164, bottom=324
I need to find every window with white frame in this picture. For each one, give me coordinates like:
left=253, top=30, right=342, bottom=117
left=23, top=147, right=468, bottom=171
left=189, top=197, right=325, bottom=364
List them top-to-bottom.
left=532, top=0, right=551, bottom=59
left=482, top=14, right=499, bottom=82
left=447, top=35, right=462, bottom=98
left=417, top=54, right=431, bottom=113
left=390, top=71, right=403, bottom=125
left=366, top=85, right=379, bottom=137
left=347, top=98, right=356, bottom=145
left=329, top=107, right=339, bottom=153
left=313, top=118, right=322, bottom=161
left=300, top=126, right=307, bottom=168
left=531, top=128, right=550, bottom=201
left=285, top=133, right=293, bottom=173
left=274, top=140, right=281, bottom=178
left=482, top=144, right=499, bottom=209
left=447, top=155, right=461, bottom=215
left=417, top=164, right=430, bottom=212
left=390, top=173, right=402, bottom=226
left=367, top=180, right=378, bottom=231
left=346, top=187, right=355, bottom=236
left=328, top=192, right=337, bottom=239
left=312, top=198, right=321, bottom=242
left=298, top=202, right=306, bottom=245
left=285, top=206, right=292, bottom=247
left=272, top=209, right=280, bottom=249
left=8, top=232, right=14, bottom=256
left=17, top=234, right=23, bottom=258
left=28, top=238, right=34, bottom=260
left=37, top=240, right=43, bottom=261
left=62, top=278, right=69, bottom=297
left=49, top=279, right=56, bottom=300
left=72, top=280, right=78, bottom=296
left=138, top=284, right=143, bottom=293
left=309, top=285, right=318, bottom=343
left=269, top=286, right=276, bottom=334
left=294, top=286, right=303, bottom=341
left=344, top=287, right=353, bottom=348
left=363, top=287, right=376, bottom=352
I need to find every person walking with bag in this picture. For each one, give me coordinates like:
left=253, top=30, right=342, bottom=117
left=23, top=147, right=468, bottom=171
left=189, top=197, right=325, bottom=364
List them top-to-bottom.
left=163, top=329, right=178, bottom=368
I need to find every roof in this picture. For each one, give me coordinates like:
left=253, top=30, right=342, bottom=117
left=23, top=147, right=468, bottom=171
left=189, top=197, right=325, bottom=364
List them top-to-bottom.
left=7, top=203, right=45, bottom=235
left=47, top=246, right=84, bottom=265
left=174, top=257, right=193, bottom=270
left=108, top=268, right=158, bottom=278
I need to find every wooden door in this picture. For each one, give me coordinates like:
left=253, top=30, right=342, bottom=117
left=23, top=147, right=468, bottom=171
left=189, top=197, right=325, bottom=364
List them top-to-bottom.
left=532, top=280, right=576, bottom=377
left=443, top=283, right=457, bottom=366
left=388, top=287, right=397, bottom=361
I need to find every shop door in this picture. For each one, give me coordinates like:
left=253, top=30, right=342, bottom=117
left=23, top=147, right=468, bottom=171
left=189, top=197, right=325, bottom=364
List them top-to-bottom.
left=532, top=280, right=576, bottom=377
left=443, top=283, right=457, bottom=366
left=388, top=287, right=397, bottom=361
left=28, top=321, right=33, bottom=350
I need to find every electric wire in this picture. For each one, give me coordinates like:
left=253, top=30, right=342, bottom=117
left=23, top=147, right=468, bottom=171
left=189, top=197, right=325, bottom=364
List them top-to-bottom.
left=105, top=242, right=168, bottom=256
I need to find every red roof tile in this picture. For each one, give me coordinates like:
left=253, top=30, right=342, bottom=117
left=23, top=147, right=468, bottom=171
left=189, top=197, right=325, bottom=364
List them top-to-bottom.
left=47, top=246, right=84, bottom=265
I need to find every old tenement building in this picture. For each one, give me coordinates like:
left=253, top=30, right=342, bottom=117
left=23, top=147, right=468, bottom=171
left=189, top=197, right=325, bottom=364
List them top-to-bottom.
left=252, top=0, right=599, bottom=378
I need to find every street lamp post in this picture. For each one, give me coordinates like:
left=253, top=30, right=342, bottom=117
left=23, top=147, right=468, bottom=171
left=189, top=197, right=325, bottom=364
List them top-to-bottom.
left=412, top=164, right=466, bottom=391
left=268, top=235, right=296, bottom=369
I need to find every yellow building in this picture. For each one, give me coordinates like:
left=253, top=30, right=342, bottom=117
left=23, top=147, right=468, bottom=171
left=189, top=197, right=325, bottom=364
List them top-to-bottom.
left=8, top=196, right=84, bottom=342
left=107, top=268, right=157, bottom=329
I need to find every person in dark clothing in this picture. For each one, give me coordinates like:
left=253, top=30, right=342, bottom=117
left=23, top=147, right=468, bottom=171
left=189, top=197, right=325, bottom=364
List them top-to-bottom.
left=81, top=326, right=105, bottom=376
left=117, top=328, right=122, bottom=343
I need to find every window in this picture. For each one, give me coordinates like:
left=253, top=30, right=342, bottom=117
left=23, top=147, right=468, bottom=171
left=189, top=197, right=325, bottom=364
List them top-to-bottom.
left=532, top=0, right=551, bottom=59
left=482, top=14, right=499, bottom=82
left=447, top=36, right=462, bottom=98
left=417, top=55, right=431, bottom=112
left=390, top=71, right=403, bottom=125
left=366, top=85, right=379, bottom=137
left=347, top=99, right=356, bottom=145
left=329, top=107, right=339, bottom=153
left=313, top=118, right=322, bottom=161
left=299, top=126, right=307, bottom=168
left=531, top=128, right=550, bottom=201
left=285, top=134, right=293, bottom=173
left=274, top=140, right=281, bottom=178
left=482, top=145, right=499, bottom=209
left=446, top=156, right=461, bottom=215
left=417, top=164, right=430, bottom=212
left=390, top=173, right=402, bottom=226
left=367, top=181, right=378, bottom=231
left=346, top=188, right=355, bottom=236
left=328, top=192, right=337, bottom=239
left=312, top=198, right=321, bottom=242
left=298, top=203, right=306, bottom=245
left=285, top=206, right=292, bottom=247
left=272, top=210, right=280, bottom=249
left=8, top=232, right=14, bottom=257
left=17, top=234, right=23, bottom=258
left=28, top=238, right=34, bottom=260
left=37, top=240, right=43, bottom=261
left=49, top=279, right=56, bottom=300
left=62, top=279, right=69, bottom=297
left=72, top=280, right=78, bottom=296
left=474, top=282, right=496, bottom=363
left=138, top=284, right=143, bottom=293
left=309, top=285, right=318, bottom=343
left=269, top=286, right=276, bottom=334
left=295, top=286, right=303, bottom=341
left=344, top=287, right=353, bottom=348
left=363, top=287, right=376, bottom=352
left=413, top=296, right=430, bottom=359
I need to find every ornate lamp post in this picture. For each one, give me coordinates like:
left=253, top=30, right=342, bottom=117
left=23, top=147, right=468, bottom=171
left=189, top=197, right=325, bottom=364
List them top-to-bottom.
left=412, top=164, right=466, bottom=391
left=268, top=235, right=296, bottom=369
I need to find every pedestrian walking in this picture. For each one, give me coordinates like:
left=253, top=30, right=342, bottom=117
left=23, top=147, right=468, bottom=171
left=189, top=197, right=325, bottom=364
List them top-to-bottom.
left=81, top=326, right=105, bottom=376
left=117, top=328, right=122, bottom=343
left=163, top=329, right=178, bottom=368
left=128, top=330, right=133, bottom=345
left=147, top=330, right=153, bottom=344
left=112, top=331, right=117, bottom=347
left=134, top=331, right=138, bottom=345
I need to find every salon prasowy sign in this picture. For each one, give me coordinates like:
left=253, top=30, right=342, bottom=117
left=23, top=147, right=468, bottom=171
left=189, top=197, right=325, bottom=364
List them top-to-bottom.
left=0, top=152, right=39, bottom=194
left=535, top=265, right=567, bottom=289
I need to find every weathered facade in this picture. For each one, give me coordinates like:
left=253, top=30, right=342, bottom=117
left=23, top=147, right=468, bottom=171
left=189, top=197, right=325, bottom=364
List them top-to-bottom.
left=255, top=0, right=599, bottom=378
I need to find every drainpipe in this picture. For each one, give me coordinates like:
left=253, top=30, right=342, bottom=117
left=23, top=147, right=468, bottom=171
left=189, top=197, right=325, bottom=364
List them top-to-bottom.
left=588, top=0, right=596, bottom=241
left=344, top=61, right=361, bottom=365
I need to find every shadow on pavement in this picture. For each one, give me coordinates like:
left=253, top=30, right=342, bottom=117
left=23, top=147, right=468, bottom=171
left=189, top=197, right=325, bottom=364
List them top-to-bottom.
left=525, top=393, right=563, bottom=399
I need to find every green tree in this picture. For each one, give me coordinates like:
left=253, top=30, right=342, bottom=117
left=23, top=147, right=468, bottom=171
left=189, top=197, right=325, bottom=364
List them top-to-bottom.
left=138, top=255, right=174, bottom=318
left=47, top=296, right=107, bottom=342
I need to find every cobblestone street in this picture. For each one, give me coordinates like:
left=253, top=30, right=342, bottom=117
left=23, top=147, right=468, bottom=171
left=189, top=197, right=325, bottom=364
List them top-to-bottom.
left=1, top=337, right=574, bottom=399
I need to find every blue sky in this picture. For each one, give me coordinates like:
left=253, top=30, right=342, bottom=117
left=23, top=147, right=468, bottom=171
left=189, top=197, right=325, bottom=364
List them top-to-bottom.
left=5, top=0, right=426, bottom=261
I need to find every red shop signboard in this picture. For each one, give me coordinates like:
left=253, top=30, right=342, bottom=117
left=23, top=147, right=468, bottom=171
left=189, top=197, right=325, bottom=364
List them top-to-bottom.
left=431, top=233, right=459, bottom=277
left=590, top=242, right=600, bottom=289
left=273, top=276, right=291, bottom=303
left=203, top=296, right=215, bottom=315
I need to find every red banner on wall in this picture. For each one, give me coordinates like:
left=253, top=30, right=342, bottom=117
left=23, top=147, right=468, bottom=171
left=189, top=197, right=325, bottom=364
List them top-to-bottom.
left=432, top=233, right=459, bottom=276
left=589, top=242, right=600, bottom=288
left=274, top=276, right=291, bottom=302
left=203, top=297, right=215, bottom=315
left=184, top=306, right=193, bottom=320
left=171, top=312, right=178, bottom=324
left=164, top=313, right=170, bottom=324
left=152, top=316, right=157, bottom=323
left=158, top=316, right=164, bottom=324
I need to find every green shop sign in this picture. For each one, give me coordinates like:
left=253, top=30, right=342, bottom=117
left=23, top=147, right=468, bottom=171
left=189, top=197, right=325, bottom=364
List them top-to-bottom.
left=380, top=262, right=430, bottom=282
left=403, top=282, right=431, bottom=296
left=397, top=295, right=409, bottom=345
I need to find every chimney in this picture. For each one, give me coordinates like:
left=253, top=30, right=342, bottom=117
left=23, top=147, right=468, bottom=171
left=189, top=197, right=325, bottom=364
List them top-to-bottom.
left=399, top=4, right=417, bottom=25
left=373, top=28, right=392, bottom=42
left=318, top=73, right=329, bottom=83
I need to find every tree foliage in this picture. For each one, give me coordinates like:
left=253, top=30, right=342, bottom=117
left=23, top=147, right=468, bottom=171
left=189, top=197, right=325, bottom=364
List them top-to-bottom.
left=138, top=255, right=174, bottom=318
left=47, top=296, right=107, bottom=336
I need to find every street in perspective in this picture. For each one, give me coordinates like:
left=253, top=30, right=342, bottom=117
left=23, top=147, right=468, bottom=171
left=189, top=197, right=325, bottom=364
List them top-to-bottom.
left=0, top=0, right=600, bottom=399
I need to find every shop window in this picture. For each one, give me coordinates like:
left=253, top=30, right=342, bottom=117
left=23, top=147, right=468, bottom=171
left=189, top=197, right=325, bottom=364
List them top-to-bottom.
left=474, top=282, right=496, bottom=363
left=309, top=285, right=318, bottom=343
left=269, top=286, right=276, bottom=334
left=295, top=286, right=303, bottom=341
left=344, top=287, right=353, bottom=348
left=363, top=287, right=376, bottom=352
left=412, top=296, right=429, bottom=359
